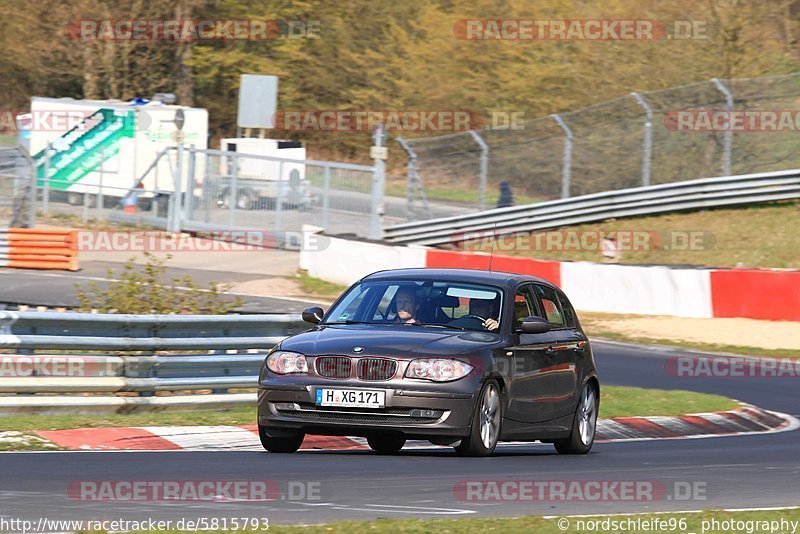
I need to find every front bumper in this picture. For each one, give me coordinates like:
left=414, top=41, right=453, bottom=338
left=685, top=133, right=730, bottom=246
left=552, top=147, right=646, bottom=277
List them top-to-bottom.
left=257, top=381, right=478, bottom=439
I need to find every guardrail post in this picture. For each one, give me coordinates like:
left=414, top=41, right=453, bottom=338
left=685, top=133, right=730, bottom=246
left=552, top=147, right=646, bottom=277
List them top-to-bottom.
left=712, top=78, right=734, bottom=176
left=631, top=92, right=653, bottom=188
left=551, top=114, right=573, bottom=199
left=369, top=125, right=387, bottom=240
left=469, top=130, right=490, bottom=211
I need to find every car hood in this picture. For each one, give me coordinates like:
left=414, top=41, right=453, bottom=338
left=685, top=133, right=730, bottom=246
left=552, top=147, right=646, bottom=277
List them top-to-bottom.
left=279, top=324, right=502, bottom=358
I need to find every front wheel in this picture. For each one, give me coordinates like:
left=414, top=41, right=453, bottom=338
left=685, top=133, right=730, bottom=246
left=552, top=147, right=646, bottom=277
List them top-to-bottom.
left=455, top=379, right=502, bottom=457
left=554, top=382, right=598, bottom=454
left=258, top=424, right=304, bottom=453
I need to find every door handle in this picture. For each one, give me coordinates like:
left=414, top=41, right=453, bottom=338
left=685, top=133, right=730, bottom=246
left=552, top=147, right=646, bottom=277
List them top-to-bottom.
left=574, top=341, right=587, bottom=353
left=545, top=347, right=557, bottom=356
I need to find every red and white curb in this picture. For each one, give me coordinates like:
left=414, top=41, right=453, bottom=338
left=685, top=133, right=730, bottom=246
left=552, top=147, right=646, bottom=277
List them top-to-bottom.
left=26, top=404, right=797, bottom=452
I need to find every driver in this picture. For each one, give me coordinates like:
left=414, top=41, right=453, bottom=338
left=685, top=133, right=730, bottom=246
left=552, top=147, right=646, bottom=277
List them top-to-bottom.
left=394, top=287, right=420, bottom=324
left=469, top=298, right=499, bottom=331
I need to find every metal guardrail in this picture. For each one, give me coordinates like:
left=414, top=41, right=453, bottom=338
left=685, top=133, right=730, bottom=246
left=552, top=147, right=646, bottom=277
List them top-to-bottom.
left=382, top=169, right=800, bottom=246
left=0, top=312, right=308, bottom=400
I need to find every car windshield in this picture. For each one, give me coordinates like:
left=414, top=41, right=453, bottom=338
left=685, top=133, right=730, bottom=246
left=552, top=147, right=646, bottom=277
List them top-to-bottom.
left=322, top=279, right=503, bottom=332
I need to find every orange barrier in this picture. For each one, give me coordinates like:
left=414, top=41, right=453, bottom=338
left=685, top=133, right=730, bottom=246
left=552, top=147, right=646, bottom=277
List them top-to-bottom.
left=0, top=228, right=79, bottom=271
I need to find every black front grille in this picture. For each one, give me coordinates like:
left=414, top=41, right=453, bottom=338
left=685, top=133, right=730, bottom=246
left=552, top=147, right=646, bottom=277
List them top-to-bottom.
left=315, top=356, right=351, bottom=379
left=356, top=358, right=397, bottom=381
left=277, top=406, right=435, bottom=425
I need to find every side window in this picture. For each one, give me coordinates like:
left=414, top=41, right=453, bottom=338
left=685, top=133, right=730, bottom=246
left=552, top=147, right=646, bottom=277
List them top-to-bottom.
left=513, top=284, right=536, bottom=327
left=533, top=284, right=565, bottom=328
left=557, top=290, right=577, bottom=328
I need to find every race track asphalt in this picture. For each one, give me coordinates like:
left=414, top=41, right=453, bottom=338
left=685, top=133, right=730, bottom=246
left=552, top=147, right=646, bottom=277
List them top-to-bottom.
left=1, top=340, right=798, bottom=525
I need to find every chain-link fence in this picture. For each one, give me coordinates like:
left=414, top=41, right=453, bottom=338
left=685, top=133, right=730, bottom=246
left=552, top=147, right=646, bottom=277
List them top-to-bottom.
left=400, top=73, right=800, bottom=219
left=12, top=143, right=385, bottom=243
left=0, top=146, right=35, bottom=228
left=180, top=148, right=381, bottom=240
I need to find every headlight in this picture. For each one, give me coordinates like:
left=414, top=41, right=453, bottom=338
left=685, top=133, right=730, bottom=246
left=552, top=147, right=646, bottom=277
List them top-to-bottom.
left=266, top=351, right=308, bottom=374
left=405, top=359, right=473, bottom=382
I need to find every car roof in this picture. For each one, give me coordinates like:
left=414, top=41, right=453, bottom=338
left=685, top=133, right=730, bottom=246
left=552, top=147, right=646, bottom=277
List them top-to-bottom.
left=361, top=268, right=555, bottom=288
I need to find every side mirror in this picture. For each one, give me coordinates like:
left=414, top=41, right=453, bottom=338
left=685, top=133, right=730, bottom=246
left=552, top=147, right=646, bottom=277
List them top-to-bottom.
left=302, top=306, right=324, bottom=325
left=517, top=316, right=550, bottom=334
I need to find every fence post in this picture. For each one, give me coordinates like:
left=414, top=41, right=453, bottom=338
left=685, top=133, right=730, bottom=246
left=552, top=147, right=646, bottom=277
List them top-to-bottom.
left=711, top=78, right=733, bottom=176
left=630, top=92, right=653, bottom=187
left=551, top=114, right=573, bottom=199
left=368, top=125, right=387, bottom=240
left=469, top=130, right=489, bottom=210
left=396, top=137, right=430, bottom=222
left=170, top=142, right=184, bottom=233
left=185, top=145, right=196, bottom=221
left=43, top=147, right=50, bottom=215
left=96, top=147, right=105, bottom=220
left=203, top=151, right=212, bottom=223
left=228, top=152, right=238, bottom=227
left=275, top=161, right=285, bottom=240
left=321, top=166, right=331, bottom=229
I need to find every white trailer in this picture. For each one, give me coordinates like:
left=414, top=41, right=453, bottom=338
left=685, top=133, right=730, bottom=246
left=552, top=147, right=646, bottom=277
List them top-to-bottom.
left=27, top=97, right=208, bottom=204
left=218, top=138, right=311, bottom=210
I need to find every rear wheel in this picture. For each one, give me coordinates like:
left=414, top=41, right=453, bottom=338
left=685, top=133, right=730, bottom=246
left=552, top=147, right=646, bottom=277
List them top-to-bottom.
left=455, top=379, right=501, bottom=457
left=554, top=382, right=597, bottom=455
left=258, top=424, right=304, bottom=453
left=367, top=434, right=406, bottom=454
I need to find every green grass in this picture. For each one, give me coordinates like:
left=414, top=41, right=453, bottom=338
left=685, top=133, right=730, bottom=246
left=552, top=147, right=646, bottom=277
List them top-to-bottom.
left=384, top=181, right=541, bottom=205
left=462, top=200, right=800, bottom=269
left=295, top=270, right=347, bottom=298
left=580, top=311, right=800, bottom=359
left=599, top=385, right=738, bottom=418
left=0, top=406, right=255, bottom=432
left=133, top=508, right=800, bottom=533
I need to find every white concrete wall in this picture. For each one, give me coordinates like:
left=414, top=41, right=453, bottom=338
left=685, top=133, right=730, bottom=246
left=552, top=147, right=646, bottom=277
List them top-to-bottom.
left=300, top=231, right=426, bottom=286
left=560, top=262, right=713, bottom=318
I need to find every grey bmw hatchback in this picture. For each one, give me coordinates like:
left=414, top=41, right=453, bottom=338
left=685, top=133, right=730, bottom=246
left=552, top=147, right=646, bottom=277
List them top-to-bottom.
left=257, top=268, right=599, bottom=457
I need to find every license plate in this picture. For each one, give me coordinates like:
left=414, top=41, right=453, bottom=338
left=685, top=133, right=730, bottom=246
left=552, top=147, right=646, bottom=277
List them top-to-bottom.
left=315, top=388, right=385, bottom=408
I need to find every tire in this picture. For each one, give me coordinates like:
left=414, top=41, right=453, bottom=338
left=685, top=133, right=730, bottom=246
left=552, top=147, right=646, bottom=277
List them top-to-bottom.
left=455, top=379, right=502, bottom=457
left=554, top=382, right=598, bottom=455
left=258, top=424, right=304, bottom=453
left=367, top=434, right=406, bottom=454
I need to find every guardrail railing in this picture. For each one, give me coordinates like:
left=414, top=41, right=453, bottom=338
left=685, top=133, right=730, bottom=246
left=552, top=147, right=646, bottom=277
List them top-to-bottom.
left=382, top=169, right=800, bottom=246
left=0, top=311, right=309, bottom=413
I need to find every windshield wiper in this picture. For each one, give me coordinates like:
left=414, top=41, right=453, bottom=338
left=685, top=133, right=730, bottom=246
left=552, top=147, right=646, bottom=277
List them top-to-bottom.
left=322, top=320, right=374, bottom=325
left=410, top=322, right=469, bottom=331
